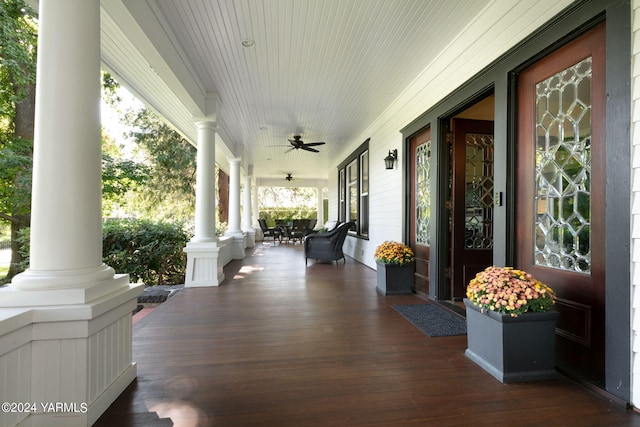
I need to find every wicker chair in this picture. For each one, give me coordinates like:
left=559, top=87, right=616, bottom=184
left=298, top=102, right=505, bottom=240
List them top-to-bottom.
left=258, top=219, right=280, bottom=242
left=304, top=221, right=355, bottom=265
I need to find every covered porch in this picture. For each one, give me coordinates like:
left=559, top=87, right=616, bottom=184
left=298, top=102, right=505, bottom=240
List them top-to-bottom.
left=1, top=1, right=638, bottom=425
left=96, top=244, right=640, bottom=426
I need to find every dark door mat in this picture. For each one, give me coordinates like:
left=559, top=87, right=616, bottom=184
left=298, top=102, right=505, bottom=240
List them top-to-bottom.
left=392, top=304, right=467, bottom=337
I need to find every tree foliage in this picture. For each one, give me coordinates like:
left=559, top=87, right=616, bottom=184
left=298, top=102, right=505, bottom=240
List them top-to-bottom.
left=0, top=0, right=37, bottom=281
left=0, top=0, right=37, bottom=221
left=122, top=102, right=197, bottom=221
left=102, top=152, right=150, bottom=217
left=258, top=186, right=318, bottom=223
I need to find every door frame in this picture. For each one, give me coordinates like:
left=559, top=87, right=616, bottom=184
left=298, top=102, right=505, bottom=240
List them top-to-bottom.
left=401, top=0, right=630, bottom=401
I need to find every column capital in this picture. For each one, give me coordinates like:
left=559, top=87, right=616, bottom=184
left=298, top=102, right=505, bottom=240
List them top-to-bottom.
left=193, top=93, right=218, bottom=122
left=195, top=120, right=217, bottom=131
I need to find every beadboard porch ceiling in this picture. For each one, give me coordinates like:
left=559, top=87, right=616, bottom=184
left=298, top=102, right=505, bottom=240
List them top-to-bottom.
left=96, top=0, right=569, bottom=184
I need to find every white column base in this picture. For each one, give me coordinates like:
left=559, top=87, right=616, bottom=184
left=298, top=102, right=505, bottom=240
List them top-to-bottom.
left=243, top=228, right=256, bottom=248
left=184, top=241, right=224, bottom=287
left=4, top=269, right=129, bottom=307
left=0, top=278, right=143, bottom=427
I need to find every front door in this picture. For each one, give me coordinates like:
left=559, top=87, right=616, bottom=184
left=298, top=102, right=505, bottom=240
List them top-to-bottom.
left=516, top=23, right=606, bottom=384
left=450, top=119, right=494, bottom=300
left=409, top=127, right=432, bottom=295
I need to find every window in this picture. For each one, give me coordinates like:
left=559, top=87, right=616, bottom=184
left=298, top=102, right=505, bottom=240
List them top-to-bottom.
left=338, top=139, right=369, bottom=238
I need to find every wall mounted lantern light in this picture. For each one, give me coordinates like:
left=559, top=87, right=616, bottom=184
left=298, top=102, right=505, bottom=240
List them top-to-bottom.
left=384, top=149, right=398, bottom=170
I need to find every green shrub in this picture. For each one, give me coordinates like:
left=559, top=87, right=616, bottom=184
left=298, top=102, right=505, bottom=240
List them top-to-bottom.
left=102, top=219, right=190, bottom=286
left=11, top=220, right=191, bottom=286
left=16, top=227, right=30, bottom=273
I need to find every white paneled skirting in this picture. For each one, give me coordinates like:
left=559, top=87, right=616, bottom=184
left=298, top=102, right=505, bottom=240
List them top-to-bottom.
left=0, top=281, right=142, bottom=427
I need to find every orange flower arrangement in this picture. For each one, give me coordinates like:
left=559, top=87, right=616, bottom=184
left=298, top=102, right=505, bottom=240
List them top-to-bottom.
left=374, top=241, right=415, bottom=266
left=466, top=266, right=555, bottom=317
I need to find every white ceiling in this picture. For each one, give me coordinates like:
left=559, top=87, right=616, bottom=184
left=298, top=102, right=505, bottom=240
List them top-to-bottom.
left=97, top=0, right=562, bottom=184
left=152, top=0, right=492, bottom=180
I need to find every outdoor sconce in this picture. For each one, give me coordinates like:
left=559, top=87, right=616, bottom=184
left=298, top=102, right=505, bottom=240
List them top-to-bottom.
left=384, top=149, right=398, bottom=170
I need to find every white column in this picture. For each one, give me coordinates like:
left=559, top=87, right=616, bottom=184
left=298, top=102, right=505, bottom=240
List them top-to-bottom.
left=10, top=0, right=117, bottom=295
left=0, top=1, right=142, bottom=425
left=184, top=121, right=223, bottom=287
left=192, top=121, right=218, bottom=242
left=226, top=158, right=246, bottom=259
left=228, top=158, right=242, bottom=233
left=242, top=173, right=256, bottom=247
left=253, top=184, right=262, bottom=240
left=253, top=185, right=260, bottom=225
left=317, top=186, right=325, bottom=227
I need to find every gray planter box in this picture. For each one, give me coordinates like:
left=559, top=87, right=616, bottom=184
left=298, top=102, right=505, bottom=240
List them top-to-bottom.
left=376, top=260, right=413, bottom=295
left=464, top=298, right=559, bottom=383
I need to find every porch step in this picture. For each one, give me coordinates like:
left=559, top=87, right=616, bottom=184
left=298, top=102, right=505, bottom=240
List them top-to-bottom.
left=137, top=284, right=184, bottom=305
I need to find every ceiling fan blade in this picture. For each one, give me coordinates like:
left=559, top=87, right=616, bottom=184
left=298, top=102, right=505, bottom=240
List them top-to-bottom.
left=304, top=142, right=325, bottom=147
left=301, top=146, right=319, bottom=153
left=285, top=147, right=295, bottom=153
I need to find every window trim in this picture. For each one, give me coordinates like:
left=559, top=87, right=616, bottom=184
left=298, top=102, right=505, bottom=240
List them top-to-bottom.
left=337, top=138, right=369, bottom=238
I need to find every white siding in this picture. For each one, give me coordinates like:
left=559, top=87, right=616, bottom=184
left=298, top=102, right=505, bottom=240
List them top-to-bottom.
left=631, top=0, right=640, bottom=408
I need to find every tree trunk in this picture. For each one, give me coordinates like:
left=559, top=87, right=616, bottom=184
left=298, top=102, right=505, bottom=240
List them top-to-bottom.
left=218, top=169, right=229, bottom=225
left=5, top=212, right=30, bottom=281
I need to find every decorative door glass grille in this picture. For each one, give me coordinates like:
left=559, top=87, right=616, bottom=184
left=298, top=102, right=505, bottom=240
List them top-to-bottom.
left=534, top=57, right=592, bottom=273
left=465, top=133, right=494, bottom=249
left=416, top=140, right=431, bottom=245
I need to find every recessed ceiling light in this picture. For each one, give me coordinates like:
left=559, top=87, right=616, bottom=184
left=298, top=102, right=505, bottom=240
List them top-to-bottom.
left=241, top=39, right=255, bottom=48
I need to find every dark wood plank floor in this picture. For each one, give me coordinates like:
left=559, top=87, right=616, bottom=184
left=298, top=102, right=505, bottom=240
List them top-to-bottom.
left=96, top=243, right=640, bottom=426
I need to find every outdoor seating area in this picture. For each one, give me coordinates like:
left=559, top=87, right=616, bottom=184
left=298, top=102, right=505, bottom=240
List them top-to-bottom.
left=259, top=218, right=318, bottom=244
left=95, top=244, right=640, bottom=426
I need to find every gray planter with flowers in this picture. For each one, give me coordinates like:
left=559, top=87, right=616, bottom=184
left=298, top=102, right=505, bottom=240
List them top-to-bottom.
left=374, top=241, right=415, bottom=296
left=376, top=260, right=414, bottom=295
left=464, top=266, right=559, bottom=383
left=464, top=298, right=559, bottom=383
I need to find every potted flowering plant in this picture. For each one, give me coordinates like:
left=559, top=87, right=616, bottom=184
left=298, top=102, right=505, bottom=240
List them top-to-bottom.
left=374, top=241, right=415, bottom=295
left=374, top=241, right=415, bottom=266
left=464, top=266, right=559, bottom=383
left=466, top=266, right=555, bottom=316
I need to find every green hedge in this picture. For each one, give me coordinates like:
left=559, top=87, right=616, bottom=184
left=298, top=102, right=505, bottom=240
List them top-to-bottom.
left=259, top=207, right=317, bottom=227
left=14, top=219, right=190, bottom=286
left=102, top=219, right=189, bottom=286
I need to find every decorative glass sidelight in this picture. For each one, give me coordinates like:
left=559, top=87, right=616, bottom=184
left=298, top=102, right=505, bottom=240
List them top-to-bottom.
left=534, top=57, right=592, bottom=273
left=465, top=133, right=494, bottom=249
left=416, top=140, right=431, bottom=245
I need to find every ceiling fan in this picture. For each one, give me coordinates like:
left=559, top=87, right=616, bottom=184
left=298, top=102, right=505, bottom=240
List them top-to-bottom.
left=285, top=135, right=325, bottom=153
left=284, top=173, right=295, bottom=182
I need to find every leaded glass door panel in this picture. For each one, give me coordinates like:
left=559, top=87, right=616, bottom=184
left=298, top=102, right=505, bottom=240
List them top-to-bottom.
left=516, top=23, right=605, bottom=384
left=451, top=119, right=494, bottom=300
left=409, top=127, right=431, bottom=295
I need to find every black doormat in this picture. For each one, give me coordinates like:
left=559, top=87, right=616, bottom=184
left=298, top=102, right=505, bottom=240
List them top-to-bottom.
left=392, top=304, right=467, bottom=337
